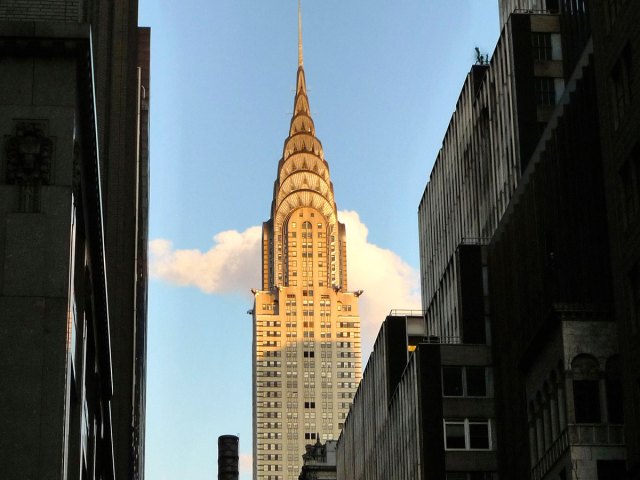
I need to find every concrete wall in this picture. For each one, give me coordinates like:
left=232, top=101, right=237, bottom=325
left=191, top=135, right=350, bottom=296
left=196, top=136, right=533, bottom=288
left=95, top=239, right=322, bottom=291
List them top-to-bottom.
left=0, top=31, right=79, bottom=479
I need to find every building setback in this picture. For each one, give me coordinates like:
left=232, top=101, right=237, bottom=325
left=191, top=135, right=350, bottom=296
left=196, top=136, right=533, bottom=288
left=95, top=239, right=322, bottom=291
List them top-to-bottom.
left=0, top=2, right=149, bottom=479
left=252, top=5, right=362, bottom=479
left=418, top=11, right=566, bottom=341
left=336, top=312, right=496, bottom=480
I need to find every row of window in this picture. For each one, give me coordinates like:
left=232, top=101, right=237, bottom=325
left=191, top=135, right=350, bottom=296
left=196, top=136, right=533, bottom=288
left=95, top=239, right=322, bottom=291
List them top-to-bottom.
left=288, top=221, right=324, bottom=229
left=287, top=231, right=326, bottom=238
left=284, top=310, right=338, bottom=316
left=258, top=443, right=282, bottom=450
left=257, top=454, right=282, bottom=461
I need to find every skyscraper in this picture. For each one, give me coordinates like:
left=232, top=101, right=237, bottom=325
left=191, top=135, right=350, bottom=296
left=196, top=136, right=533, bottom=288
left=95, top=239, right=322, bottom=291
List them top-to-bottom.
left=252, top=4, right=362, bottom=479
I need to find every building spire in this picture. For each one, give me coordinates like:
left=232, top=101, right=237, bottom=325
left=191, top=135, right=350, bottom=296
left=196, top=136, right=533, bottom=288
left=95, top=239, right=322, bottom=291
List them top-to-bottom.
left=298, top=0, right=303, bottom=67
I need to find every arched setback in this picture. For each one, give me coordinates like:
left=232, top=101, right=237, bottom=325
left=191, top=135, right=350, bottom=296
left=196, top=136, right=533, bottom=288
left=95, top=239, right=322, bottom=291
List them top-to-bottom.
left=283, top=133, right=324, bottom=161
left=278, top=152, right=331, bottom=185
left=276, top=172, right=333, bottom=210
left=274, top=190, right=337, bottom=230
left=275, top=207, right=341, bottom=289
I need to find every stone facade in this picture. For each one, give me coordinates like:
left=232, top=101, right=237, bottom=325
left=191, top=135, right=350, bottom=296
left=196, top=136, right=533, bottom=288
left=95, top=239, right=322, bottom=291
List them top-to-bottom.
left=590, top=0, right=640, bottom=477
left=0, top=2, right=149, bottom=479
left=298, top=440, right=337, bottom=480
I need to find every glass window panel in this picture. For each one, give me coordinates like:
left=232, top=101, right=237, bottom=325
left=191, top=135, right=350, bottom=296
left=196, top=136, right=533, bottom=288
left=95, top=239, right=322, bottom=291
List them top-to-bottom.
left=442, top=367, right=464, bottom=396
left=466, top=367, right=487, bottom=397
left=573, top=380, right=601, bottom=423
left=469, top=422, right=490, bottom=449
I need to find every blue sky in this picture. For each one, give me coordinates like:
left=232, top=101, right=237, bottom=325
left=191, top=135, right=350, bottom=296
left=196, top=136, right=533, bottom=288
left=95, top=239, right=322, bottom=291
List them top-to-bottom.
left=139, top=1, right=499, bottom=478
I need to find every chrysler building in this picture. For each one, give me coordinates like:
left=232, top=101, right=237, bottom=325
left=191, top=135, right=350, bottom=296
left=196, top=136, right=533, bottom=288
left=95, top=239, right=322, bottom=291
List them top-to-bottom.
left=252, top=3, right=362, bottom=479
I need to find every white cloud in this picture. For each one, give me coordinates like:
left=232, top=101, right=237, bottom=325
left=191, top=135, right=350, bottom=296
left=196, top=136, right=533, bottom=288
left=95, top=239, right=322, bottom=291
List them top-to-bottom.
left=338, top=210, right=421, bottom=357
left=149, top=211, right=421, bottom=358
left=149, top=226, right=262, bottom=295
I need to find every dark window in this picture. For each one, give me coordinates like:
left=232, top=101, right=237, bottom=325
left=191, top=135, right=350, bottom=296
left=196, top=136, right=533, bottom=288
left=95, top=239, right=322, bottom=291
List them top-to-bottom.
left=546, top=0, right=559, bottom=13
left=532, top=33, right=552, bottom=60
left=610, top=44, right=632, bottom=130
left=535, top=77, right=556, bottom=105
left=620, top=148, right=640, bottom=229
left=629, top=263, right=640, bottom=335
left=606, top=356, right=624, bottom=424
left=442, top=366, right=488, bottom=397
left=442, top=367, right=463, bottom=396
left=466, top=367, right=487, bottom=396
left=573, top=380, right=601, bottom=423
left=444, top=420, right=492, bottom=450
left=468, top=422, right=491, bottom=449
left=597, top=460, right=626, bottom=480
left=445, top=474, right=467, bottom=480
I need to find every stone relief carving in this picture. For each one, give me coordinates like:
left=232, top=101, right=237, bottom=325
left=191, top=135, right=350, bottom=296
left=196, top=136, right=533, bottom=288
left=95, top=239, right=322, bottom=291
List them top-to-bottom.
left=4, top=121, right=53, bottom=212
left=5, top=122, right=53, bottom=186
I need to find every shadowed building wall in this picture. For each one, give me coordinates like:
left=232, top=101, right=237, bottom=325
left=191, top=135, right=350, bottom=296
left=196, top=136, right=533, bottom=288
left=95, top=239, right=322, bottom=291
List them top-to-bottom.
left=0, top=2, right=149, bottom=479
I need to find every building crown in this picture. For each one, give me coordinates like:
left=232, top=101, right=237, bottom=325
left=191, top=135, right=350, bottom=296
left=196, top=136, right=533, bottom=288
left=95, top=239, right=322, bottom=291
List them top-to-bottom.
left=263, top=2, right=347, bottom=291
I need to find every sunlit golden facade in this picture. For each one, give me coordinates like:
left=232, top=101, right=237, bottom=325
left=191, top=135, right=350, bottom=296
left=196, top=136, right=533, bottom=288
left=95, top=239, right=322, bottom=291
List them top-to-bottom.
left=252, top=16, right=362, bottom=479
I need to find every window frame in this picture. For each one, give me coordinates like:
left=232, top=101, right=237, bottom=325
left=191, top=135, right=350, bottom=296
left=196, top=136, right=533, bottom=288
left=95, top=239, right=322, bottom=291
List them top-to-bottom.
left=442, top=366, right=490, bottom=398
left=443, top=419, right=493, bottom=451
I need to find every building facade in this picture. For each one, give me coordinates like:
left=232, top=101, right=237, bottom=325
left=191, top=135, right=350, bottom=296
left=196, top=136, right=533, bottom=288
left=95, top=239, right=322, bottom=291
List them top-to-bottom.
left=591, top=0, right=640, bottom=477
left=416, top=1, right=634, bottom=479
left=0, top=2, right=149, bottom=479
left=252, top=8, right=362, bottom=480
left=418, top=11, right=567, bottom=341
left=489, top=43, right=624, bottom=479
left=336, top=312, right=497, bottom=480
left=298, top=440, right=337, bottom=480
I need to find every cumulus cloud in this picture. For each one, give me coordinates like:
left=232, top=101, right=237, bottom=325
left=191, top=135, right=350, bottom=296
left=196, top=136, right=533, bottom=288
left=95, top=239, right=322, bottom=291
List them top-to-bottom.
left=338, top=210, right=421, bottom=356
left=149, top=211, right=421, bottom=358
left=149, top=226, right=262, bottom=295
